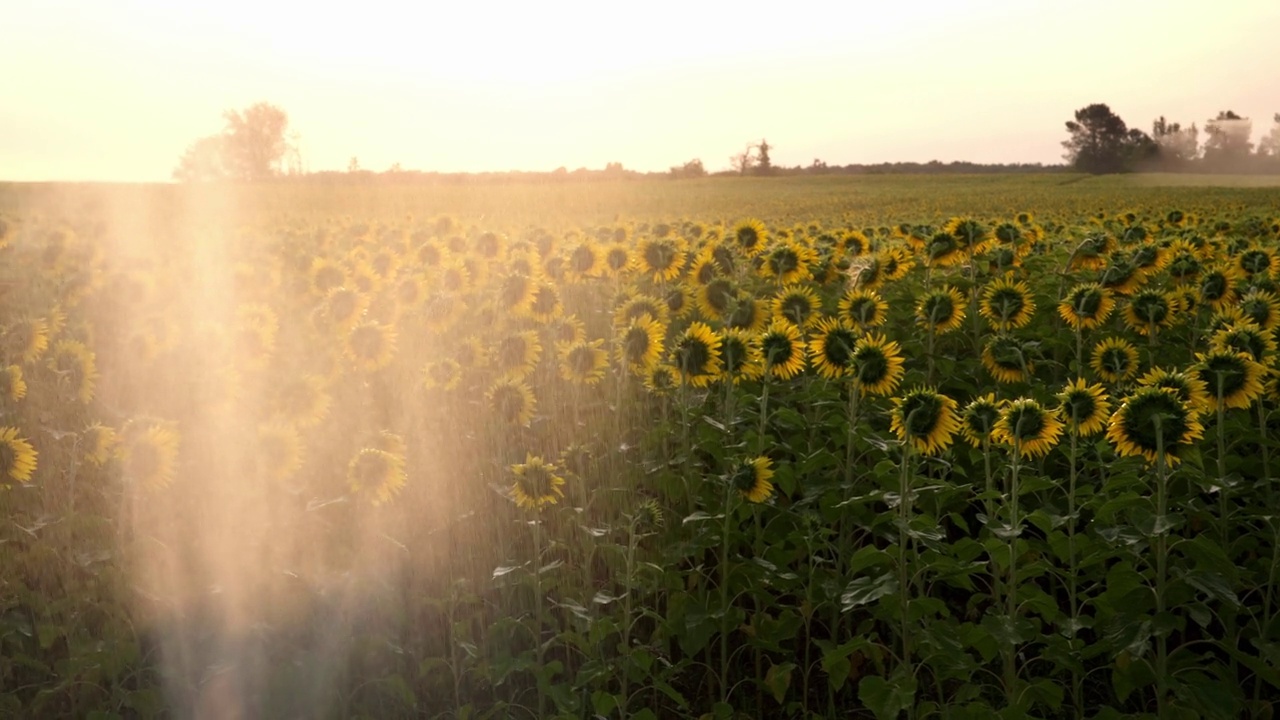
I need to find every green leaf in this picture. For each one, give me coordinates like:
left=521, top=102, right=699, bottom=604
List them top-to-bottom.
left=682, top=511, right=724, bottom=525
left=847, top=546, right=892, bottom=575
left=841, top=573, right=899, bottom=611
left=764, top=662, right=795, bottom=704
left=858, top=674, right=916, bottom=720
left=591, top=690, right=618, bottom=716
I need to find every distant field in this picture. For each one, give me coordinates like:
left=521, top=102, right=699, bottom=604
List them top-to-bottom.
left=1125, top=173, right=1280, bottom=188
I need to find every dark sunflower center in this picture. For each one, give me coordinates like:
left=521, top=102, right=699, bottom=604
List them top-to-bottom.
left=995, top=224, right=1021, bottom=244
left=736, top=227, right=761, bottom=250
left=928, top=233, right=958, bottom=259
left=477, top=234, right=500, bottom=257
left=643, top=242, right=677, bottom=271
left=570, top=245, right=596, bottom=273
left=1131, top=246, right=1159, bottom=268
left=602, top=248, right=626, bottom=270
left=769, top=248, right=800, bottom=276
left=991, top=248, right=1017, bottom=269
left=1241, top=250, right=1271, bottom=275
left=1168, top=254, right=1201, bottom=278
left=695, top=260, right=719, bottom=284
left=1100, top=264, right=1135, bottom=287
left=316, top=266, right=344, bottom=291
left=442, top=270, right=465, bottom=292
left=1201, top=273, right=1228, bottom=301
left=499, top=275, right=531, bottom=309
left=704, top=280, right=736, bottom=313
left=530, top=287, right=558, bottom=315
left=989, top=288, right=1026, bottom=320
left=665, top=289, right=686, bottom=313
left=1071, top=289, right=1103, bottom=318
left=1130, top=293, right=1169, bottom=324
left=922, top=294, right=956, bottom=325
left=779, top=296, right=813, bottom=325
left=847, top=298, right=879, bottom=325
left=1242, top=298, right=1274, bottom=327
left=725, top=301, right=758, bottom=330
left=623, top=302, right=661, bottom=325
left=624, top=328, right=651, bottom=362
left=822, top=329, right=858, bottom=369
left=1222, top=331, right=1265, bottom=361
left=761, top=334, right=796, bottom=367
left=496, top=336, right=528, bottom=368
left=675, top=337, right=713, bottom=376
left=721, top=337, right=749, bottom=375
left=987, top=338, right=1023, bottom=369
left=853, top=345, right=889, bottom=384
left=567, top=347, right=597, bottom=375
left=1101, top=348, right=1132, bottom=375
left=1201, top=355, right=1249, bottom=398
left=1064, top=392, right=1097, bottom=423
left=1120, top=392, right=1191, bottom=453
left=902, top=393, right=943, bottom=437
left=965, top=405, right=999, bottom=436
left=1006, top=406, right=1046, bottom=441
left=1, top=443, right=16, bottom=478
left=128, top=443, right=162, bottom=480
left=353, top=453, right=390, bottom=487
left=730, top=463, right=759, bottom=493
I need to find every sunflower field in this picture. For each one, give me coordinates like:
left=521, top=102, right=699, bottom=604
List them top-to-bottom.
left=5, top=180, right=1280, bottom=719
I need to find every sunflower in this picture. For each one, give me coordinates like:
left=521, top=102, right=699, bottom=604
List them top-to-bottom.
left=943, top=217, right=991, bottom=257
left=731, top=219, right=769, bottom=257
left=834, top=230, right=871, bottom=259
left=473, top=231, right=505, bottom=261
left=924, top=231, right=963, bottom=267
left=1070, top=233, right=1115, bottom=272
left=634, top=237, right=687, bottom=283
left=760, top=239, right=816, bottom=285
left=1129, top=242, right=1171, bottom=277
left=601, top=243, right=632, bottom=277
left=1164, top=243, right=1202, bottom=283
left=879, top=246, right=915, bottom=281
left=1237, top=246, right=1277, bottom=279
left=688, top=253, right=722, bottom=286
left=309, top=258, right=347, bottom=297
left=437, top=258, right=472, bottom=294
left=1098, top=262, right=1145, bottom=296
left=1199, top=266, right=1240, bottom=312
left=496, top=272, right=537, bottom=316
left=394, top=274, right=426, bottom=308
left=696, top=278, right=739, bottom=322
left=980, top=278, right=1036, bottom=331
left=526, top=283, right=563, bottom=323
left=1058, top=283, right=1116, bottom=331
left=772, top=285, right=821, bottom=328
left=663, top=286, right=693, bottom=319
left=916, top=287, right=967, bottom=334
left=835, top=289, right=887, bottom=330
left=1122, top=289, right=1177, bottom=336
left=1238, top=289, right=1280, bottom=331
left=423, top=293, right=462, bottom=332
left=615, top=294, right=670, bottom=329
left=547, top=315, right=587, bottom=347
left=617, top=316, right=666, bottom=374
left=807, top=317, right=859, bottom=380
left=3, top=318, right=49, bottom=364
left=345, top=321, right=398, bottom=372
left=671, top=321, right=723, bottom=387
left=759, top=321, right=807, bottom=380
left=1211, top=322, right=1276, bottom=363
left=719, top=329, right=764, bottom=383
left=493, top=330, right=543, bottom=381
left=850, top=333, right=906, bottom=396
left=982, top=334, right=1032, bottom=384
left=1091, top=337, right=1141, bottom=384
left=559, top=339, right=608, bottom=385
left=47, top=340, right=97, bottom=404
left=1193, top=350, right=1266, bottom=411
left=423, top=358, right=463, bottom=390
left=643, top=364, right=680, bottom=396
left=1, top=365, right=26, bottom=404
left=1137, top=367, right=1210, bottom=417
left=272, top=374, right=331, bottom=428
left=488, top=378, right=537, bottom=425
left=1057, top=379, right=1112, bottom=436
left=890, top=387, right=962, bottom=456
left=1106, top=387, right=1205, bottom=465
left=959, top=394, right=1001, bottom=446
left=992, top=398, right=1063, bottom=459
left=120, top=422, right=180, bottom=491
left=83, top=423, right=118, bottom=467
left=257, top=423, right=304, bottom=482
left=1, top=427, right=37, bottom=486
left=348, top=447, right=407, bottom=505
left=509, top=454, right=566, bottom=510
left=728, top=455, right=776, bottom=503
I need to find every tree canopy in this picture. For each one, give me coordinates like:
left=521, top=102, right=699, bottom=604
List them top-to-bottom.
left=174, top=102, right=292, bottom=182
left=1061, top=104, right=1155, bottom=174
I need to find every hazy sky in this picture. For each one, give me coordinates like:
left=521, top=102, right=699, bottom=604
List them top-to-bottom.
left=5, top=0, right=1279, bottom=181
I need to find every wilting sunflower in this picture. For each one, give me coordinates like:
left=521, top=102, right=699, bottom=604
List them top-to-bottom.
left=731, top=219, right=769, bottom=257
left=635, top=237, right=687, bottom=284
left=760, top=239, right=816, bottom=285
left=1199, top=266, right=1240, bottom=312
left=496, top=272, right=537, bottom=316
left=980, top=277, right=1036, bottom=331
left=696, top=278, right=739, bottom=322
left=526, top=283, right=563, bottom=323
left=1058, top=283, right=1116, bottom=331
left=773, top=285, right=821, bottom=328
left=916, top=287, right=967, bottom=334
left=837, top=289, right=888, bottom=330
left=1123, top=289, right=1177, bottom=336
left=1238, top=289, right=1280, bottom=331
left=617, top=316, right=666, bottom=374
left=807, top=317, right=859, bottom=379
left=3, top=318, right=49, bottom=364
left=345, top=320, right=398, bottom=372
left=671, top=321, right=723, bottom=387
left=759, top=321, right=807, bottom=380
left=1212, top=322, right=1276, bottom=363
left=719, top=329, right=764, bottom=383
left=493, top=330, right=543, bottom=381
left=850, top=333, right=906, bottom=396
left=982, top=334, right=1032, bottom=384
left=1091, top=337, right=1141, bottom=384
left=47, top=339, right=98, bottom=404
left=559, top=339, right=608, bottom=385
left=1192, top=350, right=1266, bottom=411
left=423, top=358, right=463, bottom=390
left=643, top=364, right=680, bottom=396
left=1, top=365, right=26, bottom=404
left=1137, top=367, right=1210, bottom=417
left=488, top=378, right=537, bottom=425
left=1057, top=379, right=1112, bottom=436
left=891, top=387, right=962, bottom=456
left=1106, top=387, right=1205, bottom=465
left=959, top=394, right=1002, bottom=446
left=992, top=398, right=1064, bottom=459
left=120, top=422, right=180, bottom=491
left=83, top=423, right=118, bottom=467
left=257, top=423, right=304, bottom=482
left=1, top=427, right=37, bottom=486
left=348, top=447, right=406, bottom=505
left=509, top=454, right=566, bottom=510
left=728, top=455, right=776, bottom=503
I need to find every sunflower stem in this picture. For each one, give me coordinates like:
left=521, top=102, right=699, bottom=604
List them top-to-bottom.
left=757, top=372, right=771, bottom=456
left=844, top=384, right=860, bottom=487
left=1154, top=418, right=1169, bottom=720
left=1067, top=431, right=1082, bottom=716
left=1004, top=439, right=1022, bottom=708
left=897, top=443, right=915, bottom=716
left=720, top=483, right=735, bottom=706
left=532, top=517, right=546, bottom=718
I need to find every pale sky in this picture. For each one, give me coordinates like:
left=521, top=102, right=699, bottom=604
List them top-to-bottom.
left=5, top=0, right=1279, bottom=181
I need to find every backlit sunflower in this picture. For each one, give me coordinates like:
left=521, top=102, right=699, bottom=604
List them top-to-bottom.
left=943, top=216, right=992, bottom=258
left=731, top=219, right=769, bottom=257
left=835, top=230, right=871, bottom=259
left=924, top=231, right=963, bottom=267
left=1070, top=233, right=1115, bottom=272
left=635, top=237, right=687, bottom=283
left=760, top=239, right=816, bottom=285
left=601, top=243, right=632, bottom=277
left=879, top=246, right=915, bottom=281
left=688, top=252, right=723, bottom=286
left=309, top=258, right=347, bottom=297
left=437, top=258, right=472, bottom=294
left=1198, top=266, right=1240, bottom=312
left=496, top=272, right=537, bottom=316
left=394, top=274, right=426, bottom=309
left=696, top=278, right=739, bottom=322
left=980, top=278, right=1036, bottom=331
left=526, top=283, right=563, bottom=323
left=1058, top=283, right=1115, bottom=331
left=772, top=285, right=821, bottom=328
left=663, top=286, right=693, bottom=319
left=916, top=287, right=966, bottom=334
left=837, top=289, right=888, bottom=330
left=1122, top=289, right=1177, bottom=336
left=1238, top=289, right=1280, bottom=331
left=423, top=293, right=462, bottom=332
left=615, top=294, right=670, bottom=329
left=718, top=298, right=763, bottom=335
left=547, top=315, right=587, bottom=347
left=617, top=316, right=666, bottom=374
left=807, top=317, right=859, bottom=379
left=3, top=318, right=49, bottom=364
left=345, top=321, right=398, bottom=372
left=671, top=321, right=723, bottom=387
left=760, top=321, right=807, bottom=380
left=1211, top=322, right=1276, bottom=363
left=719, top=329, right=764, bottom=383
left=493, top=330, right=543, bottom=381
left=850, top=333, right=906, bottom=396
left=982, top=334, right=1032, bottom=384
left=1091, top=337, right=1141, bottom=384
left=47, top=339, right=97, bottom=404
left=559, top=339, right=608, bottom=385
left=1193, top=350, right=1265, bottom=411
left=423, top=358, right=462, bottom=390
left=643, top=364, right=680, bottom=396
left=1, top=365, right=26, bottom=404
left=1137, top=367, right=1210, bottom=417
left=272, top=374, right=331, bottom=428
left=488, top=378, right=537, bottom=425
left=1057, top=379, right=1112, bottom=436
left=891, top=387, right=962, bottom=456
left=1106, top=387, right=1204, bottom=465
left=959, top=394, right=1001, bottom=446
left=992, top=398, right=1064, bottom=459
left=120, top=422, right=180, bottom=491
left=83, top=423, right=118, bottom=467
left=257, top=423, right=303, bottom=482
left=1, top=427, right=37, bottom=486
left=348, top=447, right=406, bottom=505
left=509, top=454, right=566, bottom=510
left=728, top=455, right=775, bottom=503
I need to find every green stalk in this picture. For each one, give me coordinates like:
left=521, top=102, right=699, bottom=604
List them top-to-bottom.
left=845, top=384, right=861, bottom=487
left=1155, top=418, right=1169, bottom=719
left=1067, top=431, right=1082, bottom=715
left=1004, top=440, right=1022, bottom=708
left=898, top=443, right=915, bottom=717
left=720, top=484, right=736, bottom=706
left=532, top=517, right=546, bottom=718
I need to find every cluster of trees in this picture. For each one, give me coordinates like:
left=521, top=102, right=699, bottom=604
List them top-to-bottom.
left=173, top=103, right=300, bottom=182
left=1063, top=103, right=1280, bottom=174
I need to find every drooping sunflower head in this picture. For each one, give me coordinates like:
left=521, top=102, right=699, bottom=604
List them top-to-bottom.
left=731, top=219, right=769, bottom=257
left=980, top=278, right=1036, bottom=331
left=1058, top=283, right=1116, bottom=331
left=772, top=285, right=821, bottom=328
left=915, top=287, right=967, bottom=334
left=838, top=289, right=888, bottom=330
left=618, top=315, right=666, bottom=374
left=807, top=317, right=859, bottom=380
left=345, top=321, right=398, bottom=372
left=671, top=321, right=722, bottom=387
left=759, top=321, right=807, bottom=380
left=719, top=329, right=764, bottom=384
left=850, top=333, right=906, bottom=396
left=982, top=334, right=1033, bottom=384
left=1091, top=337, right=1140, bottom=384
left=559, top=339, right=608, bottom=385
left=1193, top=350, right=1265, bottom=412
left=1, top=365, right=27, bottom=405
left=1137, top=367, right=1210, bottom=418
left=1057, top=379, right=1112, bottom=436
left=890, top=387, right=961, bottom=456
left=1106, top=387, right=1205, bottom=465
left=960, top=394, right=1001, bottom=446
left=993, top=398, right=1064, bottom=459
left=1, top=426, right=38, bottom=487
left=348, top=447, right=407, bottom=506
left=510, top=454, right=566, bottom=510
left=727, top=455, right=776, bottom=504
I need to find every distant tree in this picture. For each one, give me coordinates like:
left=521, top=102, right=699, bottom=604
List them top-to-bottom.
left=174, top=102, right=292, bottom=182
left=1062, top=104, right=1138, bottom=174
left=1203, top=110, right=1253, bottom=167
left=1255, top=113, right=1280, bottom=158
left=1151, top=116, right=1199, bottom=165
left=172, top=135, right=230, bottom=182
left=753, top=139, right=773, bottom=176
left=730, top=145, right=756, bottom=176
left=348, top=157, right=361, bottom=173
left=670, top=159, right=707, bottom=178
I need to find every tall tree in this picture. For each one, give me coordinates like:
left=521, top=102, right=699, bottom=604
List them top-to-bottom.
left=173, top=102, right=292, bottom=182
left=1062, top=104, right=1135, bottom=174
left=1202, top=110, right=1253, bottom=167
left=1256, top=113, right=1280, bottom=158
left=1151, top=116, right=1199, bottom=165
left=172, top=135, right=230, bottom=182
left=754, top=139, right=773, bottom=176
